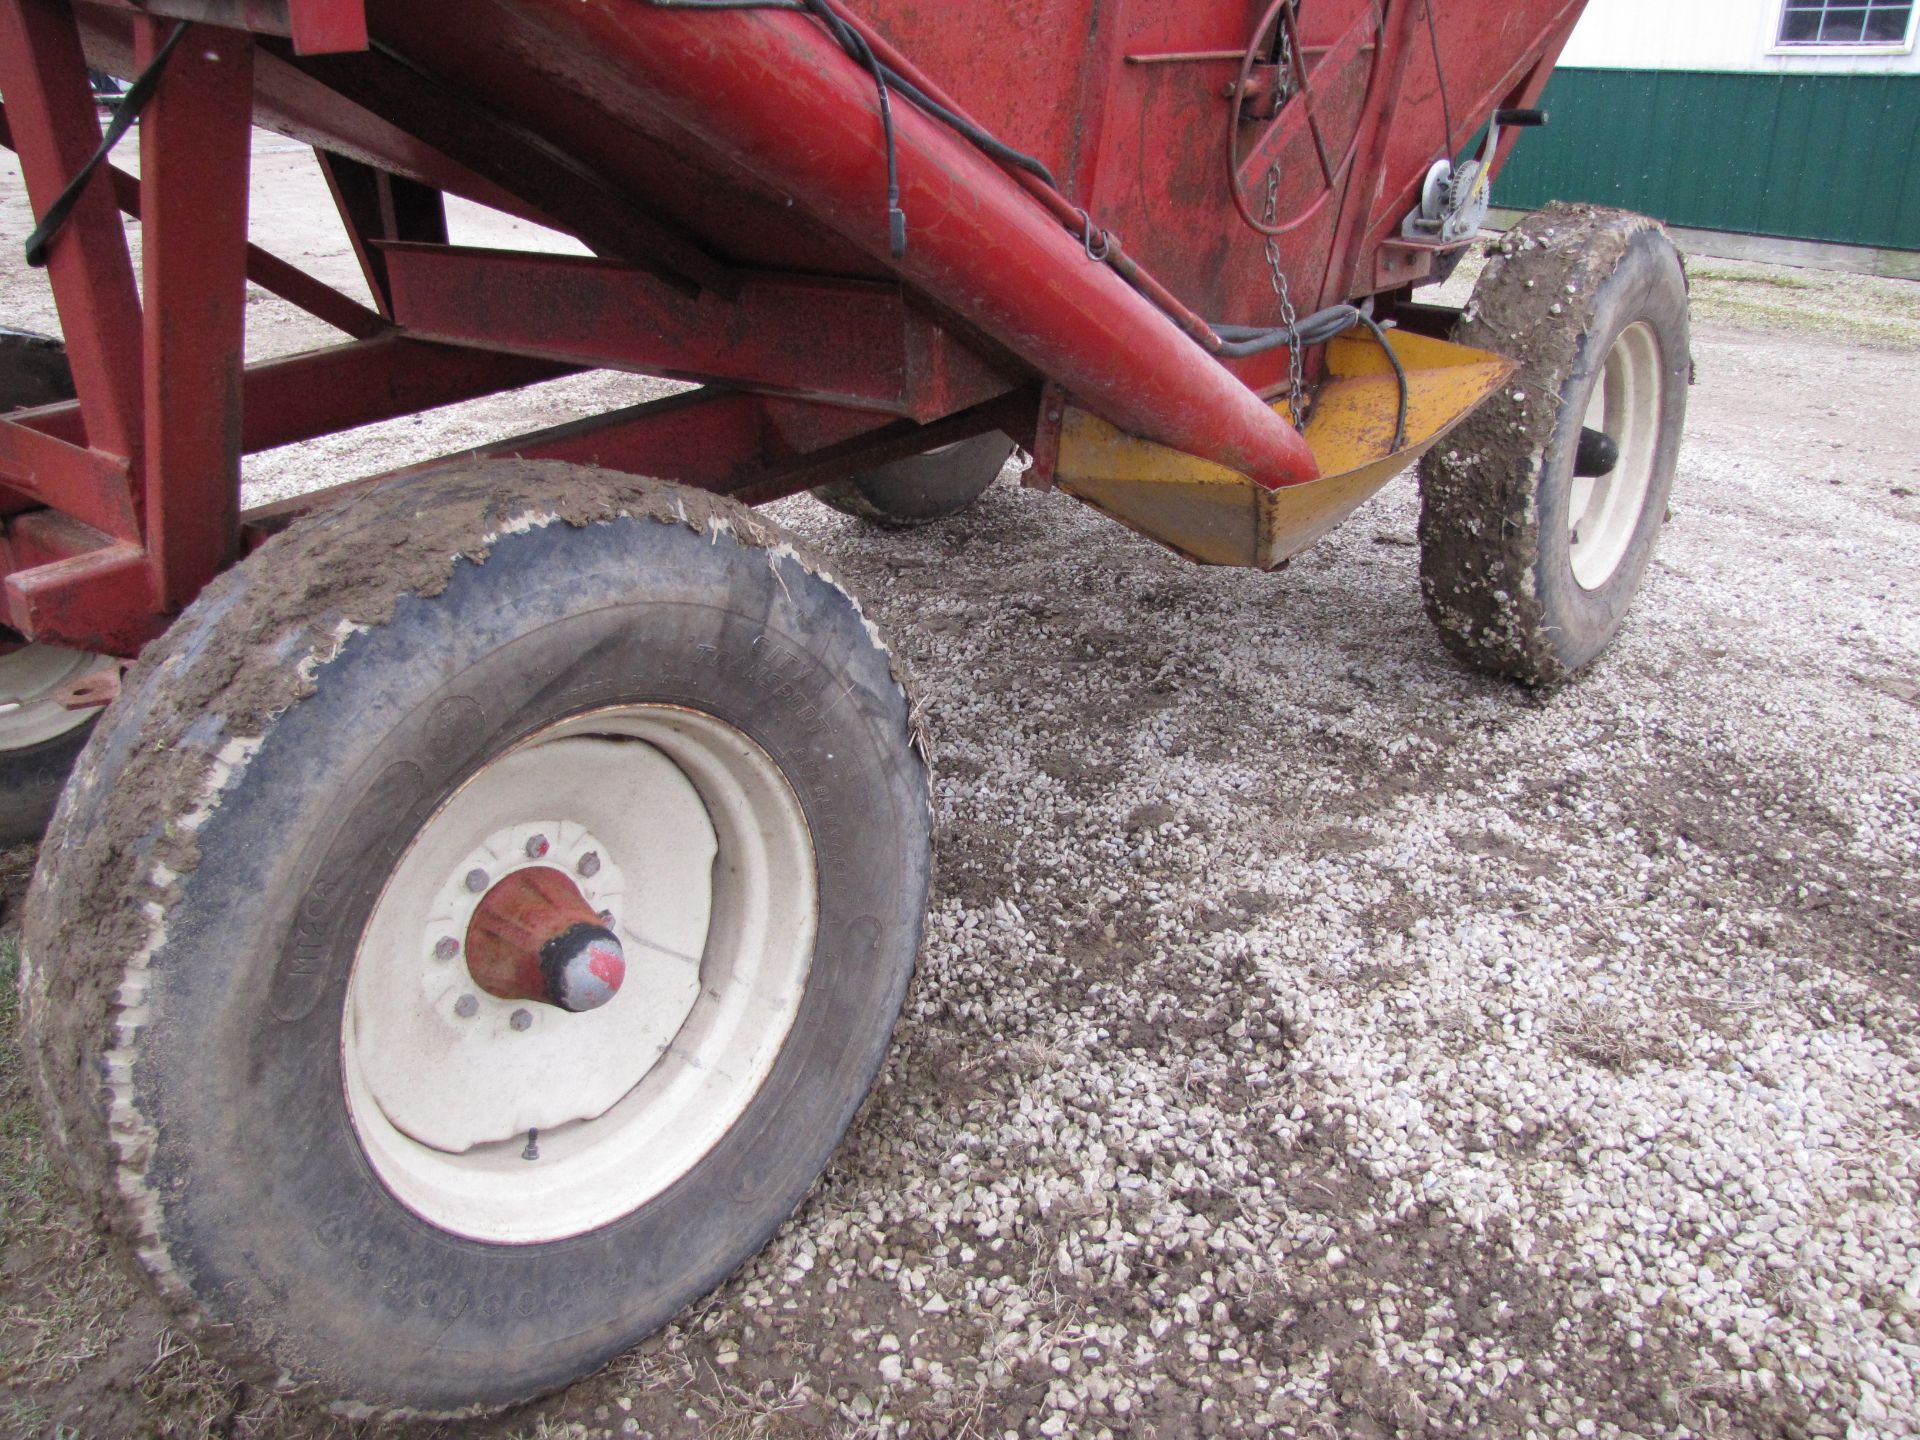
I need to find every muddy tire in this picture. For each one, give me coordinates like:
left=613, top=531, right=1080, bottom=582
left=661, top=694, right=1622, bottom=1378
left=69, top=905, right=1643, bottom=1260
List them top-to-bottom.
left=1418, top=204, right=1690, bottom=684
left=0, top=326, right=75, bottom=412
left=0, top=330, right=104, bottom=845
left=812, top=430, right=1014, bottom=527
left=22, top=461, right=931, bottom=1415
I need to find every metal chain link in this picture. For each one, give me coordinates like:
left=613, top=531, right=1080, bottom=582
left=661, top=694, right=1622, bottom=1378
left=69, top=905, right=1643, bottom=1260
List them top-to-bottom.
left=1261, top=160, right=1305, bottom=427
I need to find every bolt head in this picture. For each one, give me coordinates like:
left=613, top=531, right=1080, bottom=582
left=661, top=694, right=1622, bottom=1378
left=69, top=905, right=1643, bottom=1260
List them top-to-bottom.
left=525, top=834, right=550, bottom=859
left=577, top=851, right=601, bottom=878
left=464, top=868, right=489, bottom=894
left=598, top=909, right=615, bottom=927
left=434, top=936, right=460, bottom=961
left=454, top=994, right=479, bottom=1018
left=510, top=1008, right=533, bottom=1031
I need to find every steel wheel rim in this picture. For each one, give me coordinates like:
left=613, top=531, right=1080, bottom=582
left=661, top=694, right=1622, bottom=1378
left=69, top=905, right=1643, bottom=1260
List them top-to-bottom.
left=1568, top=321, right=1663, bottom=591
left=0, top=645, right=110, bottom=750
left=343, top=704, right=817, bottom=1244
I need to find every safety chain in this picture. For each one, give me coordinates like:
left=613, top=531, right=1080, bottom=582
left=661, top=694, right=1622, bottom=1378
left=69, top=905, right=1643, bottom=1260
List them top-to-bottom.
left=1273, top=2, right=1298, bottom=110
left=1261, top=160, right=1306, bottom=427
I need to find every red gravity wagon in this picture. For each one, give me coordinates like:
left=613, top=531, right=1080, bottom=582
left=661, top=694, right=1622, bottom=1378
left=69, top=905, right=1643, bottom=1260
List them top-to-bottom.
left=0, top=0, right=1690, bottom=1413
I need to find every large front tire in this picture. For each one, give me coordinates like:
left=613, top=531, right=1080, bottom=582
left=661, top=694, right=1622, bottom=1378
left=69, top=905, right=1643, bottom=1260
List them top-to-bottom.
left=1418, top=204, right=1690, bottom=684
left=23, top=462, right=931, bottom=1414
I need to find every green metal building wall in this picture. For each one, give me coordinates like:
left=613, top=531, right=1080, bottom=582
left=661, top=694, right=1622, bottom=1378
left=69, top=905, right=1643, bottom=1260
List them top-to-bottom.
left=1495, top=69, right=1920, bottom=251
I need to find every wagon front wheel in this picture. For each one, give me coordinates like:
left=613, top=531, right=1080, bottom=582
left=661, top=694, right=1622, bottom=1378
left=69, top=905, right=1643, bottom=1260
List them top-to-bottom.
left=1418, top=203, right=1690, bottom=684
left=22, top=462, right=932, bottom=1415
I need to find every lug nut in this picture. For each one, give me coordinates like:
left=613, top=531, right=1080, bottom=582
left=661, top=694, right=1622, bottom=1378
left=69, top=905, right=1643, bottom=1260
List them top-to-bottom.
left=525, top=834, right=550, bottom=859
left=577, top=851, right=601, bottom=878
left=464, top=868, right=489, bottom=894
left=434, top=936, right=460, bottom=961
left=454, top=994, right=479, bottom=1018
left=510, top=1008, right=533, bottom=1031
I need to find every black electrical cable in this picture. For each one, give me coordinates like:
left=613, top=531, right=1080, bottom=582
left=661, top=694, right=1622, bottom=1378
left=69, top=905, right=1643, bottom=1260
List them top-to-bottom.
left=802, top=0, right=906, bottom=255
left=23, top=22, right=188, bottom=268
left=865, top=55, right=1057, bottom=189
left=1210, top=304, right=1361, bottom=357
left=1212, top=305, right=1407, bottom=453
left=1356, top=309, right=1409, bottom=453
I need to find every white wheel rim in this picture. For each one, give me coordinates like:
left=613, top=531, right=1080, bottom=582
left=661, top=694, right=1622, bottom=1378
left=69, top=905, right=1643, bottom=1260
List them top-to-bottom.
left=1568, top=320, right=1663, bottom=591
left=0, top=645, right=111, bottom=749
left=343, top=705, right=817, bottom=1244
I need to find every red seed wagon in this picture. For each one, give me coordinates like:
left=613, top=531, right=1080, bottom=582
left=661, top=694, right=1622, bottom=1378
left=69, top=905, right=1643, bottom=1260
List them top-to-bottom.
left=0, top=0, right=1689, bottom=1412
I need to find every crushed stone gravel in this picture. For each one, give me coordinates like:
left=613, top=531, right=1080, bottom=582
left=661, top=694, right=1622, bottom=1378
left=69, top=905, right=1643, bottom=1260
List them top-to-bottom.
left=2, top=138, right=1917, bottom=1440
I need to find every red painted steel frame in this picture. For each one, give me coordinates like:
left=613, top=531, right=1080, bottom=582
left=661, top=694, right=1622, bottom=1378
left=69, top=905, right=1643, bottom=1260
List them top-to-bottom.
left=0, top=0, right=1589, bottom=658
left=136, top=14, right=253, bottom=612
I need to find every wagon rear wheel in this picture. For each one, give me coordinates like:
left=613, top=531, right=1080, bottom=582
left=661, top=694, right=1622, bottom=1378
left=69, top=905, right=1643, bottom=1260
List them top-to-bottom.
left=0, top=328, right=110, bottom=845
left=812, top=429, right=1015, bottom=527
left=22, top=461, right=932, bottom=1415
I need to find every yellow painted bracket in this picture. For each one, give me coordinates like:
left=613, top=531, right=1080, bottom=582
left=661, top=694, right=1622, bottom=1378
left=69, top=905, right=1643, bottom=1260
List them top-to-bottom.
left=1055, top=327, right=1516, bottom=569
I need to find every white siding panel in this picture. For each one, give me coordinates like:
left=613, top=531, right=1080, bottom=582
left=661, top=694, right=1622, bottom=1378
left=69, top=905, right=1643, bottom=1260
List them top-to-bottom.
left=1558, top=0, right=1920, bottom=73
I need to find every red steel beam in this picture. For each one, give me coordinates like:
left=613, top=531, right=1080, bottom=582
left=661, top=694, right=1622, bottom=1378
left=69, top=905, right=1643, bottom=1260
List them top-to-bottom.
left=0, top=0, right=146, bottom=469
left=509, top=0, right=1319, bottom=489
left=137, top=17, right=255, bottom=611
left=381, top=245, right=1011, bottom=422
left=236, top=336, right=575, bottom=454
left=10, top=337, right=574, bottom=457
left=242, top=382, right=1030, bottom=535
left=241, top=389, right=805, bottom=534
left=0, top=418, right=139, bottom=536
left=4, top=508, right=121, bottom=571
left=3, top=540, right=158, bottom=654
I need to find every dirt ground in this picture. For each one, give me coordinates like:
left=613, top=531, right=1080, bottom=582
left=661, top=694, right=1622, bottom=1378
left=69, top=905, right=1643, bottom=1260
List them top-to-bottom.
left=2, top=134, right=1918, bottom=1440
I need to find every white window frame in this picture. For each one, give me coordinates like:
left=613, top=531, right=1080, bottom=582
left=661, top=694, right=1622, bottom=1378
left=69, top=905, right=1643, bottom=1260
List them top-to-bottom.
left=1768, top=0, right=1920, bottom=56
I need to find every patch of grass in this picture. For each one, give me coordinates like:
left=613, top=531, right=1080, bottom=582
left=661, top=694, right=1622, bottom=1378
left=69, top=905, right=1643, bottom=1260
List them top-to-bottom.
left=1689, top=266, right=1815, bottom=290
left=1687, top=293, right=1920, bottom=349
left=0, top=932, right=74, bottom=1272
left=0, top=935, right=129, bottom=1392
left=1548, top=996, right=1687, bottom=1072
left=3, top=1395, right=51, bottom=1431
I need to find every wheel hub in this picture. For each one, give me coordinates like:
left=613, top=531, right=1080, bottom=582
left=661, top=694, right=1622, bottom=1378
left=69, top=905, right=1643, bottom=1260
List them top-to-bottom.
left=342, top=709, right=817, bottom=1243
left=347, top=739, right=713, bottom=1159
left=464, top=865, right=626, bottom=1012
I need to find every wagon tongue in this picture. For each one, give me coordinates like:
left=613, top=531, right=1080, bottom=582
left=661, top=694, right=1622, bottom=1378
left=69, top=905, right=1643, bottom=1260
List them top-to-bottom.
left=1054, top=326, right=1514, bottom=569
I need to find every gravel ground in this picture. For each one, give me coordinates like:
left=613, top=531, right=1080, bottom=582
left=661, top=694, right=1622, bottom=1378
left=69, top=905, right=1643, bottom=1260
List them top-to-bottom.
left=2, top=138, right=1918, bottom=1440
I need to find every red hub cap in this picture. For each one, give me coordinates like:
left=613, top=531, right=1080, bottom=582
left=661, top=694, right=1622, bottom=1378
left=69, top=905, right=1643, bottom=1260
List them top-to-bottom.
left=464, top=866, right=626, bottom=1012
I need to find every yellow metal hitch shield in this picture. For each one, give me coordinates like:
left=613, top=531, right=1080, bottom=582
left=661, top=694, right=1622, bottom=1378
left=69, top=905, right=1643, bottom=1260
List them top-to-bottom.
left=1056, top=327, right=1515, bottom=569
